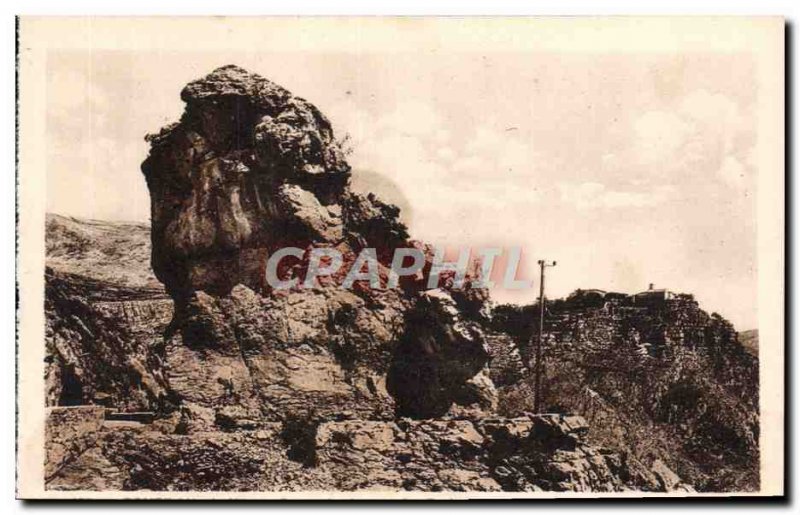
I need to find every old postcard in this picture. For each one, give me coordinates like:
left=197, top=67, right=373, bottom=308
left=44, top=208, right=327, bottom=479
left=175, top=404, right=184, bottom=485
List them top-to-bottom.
left=16, top=17, right=784, bottom=499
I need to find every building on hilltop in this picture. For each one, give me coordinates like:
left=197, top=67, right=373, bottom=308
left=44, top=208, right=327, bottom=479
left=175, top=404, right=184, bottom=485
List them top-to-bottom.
left=631, top=283, right=676, bottom=307
left=560, top=284, right=695, bottom=315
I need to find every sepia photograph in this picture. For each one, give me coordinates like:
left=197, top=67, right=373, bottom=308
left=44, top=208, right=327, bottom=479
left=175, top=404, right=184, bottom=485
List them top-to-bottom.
left=15, top=16, right=785, bottom=499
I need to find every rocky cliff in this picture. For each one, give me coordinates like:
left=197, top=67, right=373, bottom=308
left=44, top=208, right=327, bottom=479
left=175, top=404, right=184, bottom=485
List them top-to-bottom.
left=42, top=65, right=755, bottom=494
left=137, top=65, right=495, bottom=427
left=45, top=214, right=172, bottom=411
left=491, top=291, right=760, bottom=492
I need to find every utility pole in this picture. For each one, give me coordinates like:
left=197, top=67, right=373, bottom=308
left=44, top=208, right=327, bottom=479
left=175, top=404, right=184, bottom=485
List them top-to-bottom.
left=534, top=259, right=556, bottom=413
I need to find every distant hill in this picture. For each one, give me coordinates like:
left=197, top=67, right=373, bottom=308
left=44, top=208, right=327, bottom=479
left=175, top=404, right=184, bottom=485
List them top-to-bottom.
left=45, top=213, right=163, bottom=293
left=491, top=294, right=760, bottom=492
left=738, top=329, right=759, bottom=357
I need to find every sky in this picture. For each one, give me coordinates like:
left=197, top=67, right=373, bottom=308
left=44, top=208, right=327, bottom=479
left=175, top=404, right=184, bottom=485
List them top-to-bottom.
left=46, top=49, right=758, bottom=329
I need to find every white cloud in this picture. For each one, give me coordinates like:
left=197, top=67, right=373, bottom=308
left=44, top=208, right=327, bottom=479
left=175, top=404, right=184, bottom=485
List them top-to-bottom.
left=630, top=89, right=753, bottom=192
left=678, top=89, right=747, bottom=150
left=323, top=98, right=547, bottom=246
left=328, top=98, right=542, bottom=197
left=376, top=100, right=447, bottom=140
left=632, top=110, right=692, bottom=167
left=451, top=126, right=543, bottom=184
left=436, top=146, right=456, bottom=162
left=718, top=156, right=749, bottom=191
left=559, top=182, right=675, bottom=210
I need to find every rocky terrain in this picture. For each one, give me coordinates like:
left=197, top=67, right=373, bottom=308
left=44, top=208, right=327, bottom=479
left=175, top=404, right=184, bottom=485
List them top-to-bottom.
left=44, top=65, right=758, bottom=494
left=45, top=214, right=171, bottom=411
left=490, top=290, right=760, bottom=492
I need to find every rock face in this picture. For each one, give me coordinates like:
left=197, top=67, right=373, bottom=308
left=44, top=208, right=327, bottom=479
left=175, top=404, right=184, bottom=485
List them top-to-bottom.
left=140, top=65, right=493, bottom=426
left=143, top=65, right=360, bottom=299
left=44, top=268, right=171, bottom=411
left=163, top=285, right=402, bottom=426
left=388, top=290, right=496, bottom=419
left=492, top=291, right=760, bottom=492
left=314, top=415, right=664, bottom=492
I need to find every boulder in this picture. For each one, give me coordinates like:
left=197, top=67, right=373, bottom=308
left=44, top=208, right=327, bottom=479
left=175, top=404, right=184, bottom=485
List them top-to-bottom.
left=142, top=65, right=351, bottom=299
left=141, top=66, right=497, bottom=425
left=388, top=289, right=494, bottom=418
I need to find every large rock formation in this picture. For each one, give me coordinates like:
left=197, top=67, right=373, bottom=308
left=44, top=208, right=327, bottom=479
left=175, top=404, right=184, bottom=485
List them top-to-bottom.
left=140, top=65, right=494, bottom=426
left=141, top=65, right=405, bottom=300
left=45, top=214, right=690, bottom=493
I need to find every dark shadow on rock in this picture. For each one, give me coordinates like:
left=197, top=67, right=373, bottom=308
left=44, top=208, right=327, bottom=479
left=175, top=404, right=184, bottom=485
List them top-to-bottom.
left=387, top=290, right=491, bottom=419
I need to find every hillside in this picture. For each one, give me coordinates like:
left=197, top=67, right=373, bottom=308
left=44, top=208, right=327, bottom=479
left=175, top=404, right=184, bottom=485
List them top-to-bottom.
left=46, top=213, right=163, bottom=293
left=44, top=214, right=172, bottom=411
left=490, top=291, right=760, bottom=492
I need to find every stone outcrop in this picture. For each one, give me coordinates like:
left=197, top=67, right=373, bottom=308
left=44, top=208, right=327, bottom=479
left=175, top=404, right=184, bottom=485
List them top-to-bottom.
left=140, top=65, right=495, bottom=425
left=142, top=65, right=351, bottom=299
left=388, top=290, right=495, bottom=419
left=314, top=414, right=657, bottom=492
